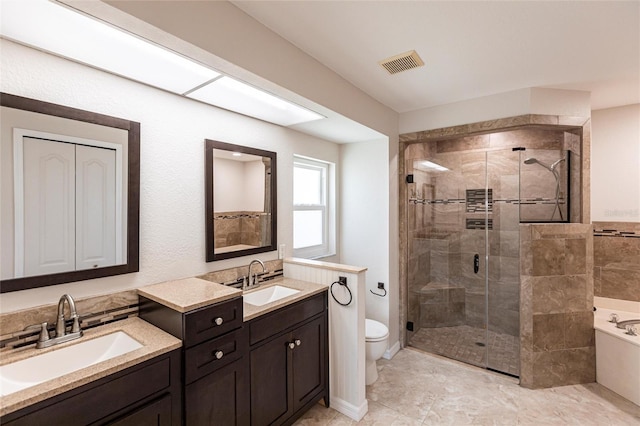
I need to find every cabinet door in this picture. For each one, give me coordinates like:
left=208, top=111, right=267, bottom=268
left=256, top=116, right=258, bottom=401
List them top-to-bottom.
left=292, top=316, right=326, bottom=412
left=250, top=333, right=292, bottom=426
left=185, top=357, right=249, bottom=426
left=107, top=394, right=171, bottom=426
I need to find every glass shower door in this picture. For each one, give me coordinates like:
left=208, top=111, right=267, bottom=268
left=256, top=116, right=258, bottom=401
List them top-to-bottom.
left=406, top=147, right=521, bottom=377
left=406, top=149, right=488, bottom=370
left=486, top=150, right=521, bottom=376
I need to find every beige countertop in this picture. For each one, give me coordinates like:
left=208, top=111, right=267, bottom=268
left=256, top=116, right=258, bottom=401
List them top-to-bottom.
left=283, top=257, right=367, bottom=274
left=138, top=277, right=242, bottom=312
left=243, top=277, right=328, bottom=321
left=0, top=317, right=181, bottom=417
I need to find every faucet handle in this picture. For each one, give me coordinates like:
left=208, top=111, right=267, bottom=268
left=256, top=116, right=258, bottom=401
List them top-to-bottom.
left=253, top=270, right=269, bottom=286
left=609, top=313, right=619, bottom=323
left=70, top=315, right=81, bottom=333
left=24, top=322, right=51, bottom=343
left=38, top=323, right=50, bottom=343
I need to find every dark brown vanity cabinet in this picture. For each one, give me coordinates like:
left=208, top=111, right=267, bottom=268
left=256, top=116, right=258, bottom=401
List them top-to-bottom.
left=248, top=291, right=329, bottom=426
left=139, top=296, right=249, bottom=426
left=1, top=349, right=181, bottom=426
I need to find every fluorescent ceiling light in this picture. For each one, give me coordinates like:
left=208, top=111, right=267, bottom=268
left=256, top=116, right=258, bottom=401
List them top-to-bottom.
left=0, top=0, right=324, bottom=127
left=0, top=0, right=220, bottom=94
left=187, top=76, right=325, bottom=126
left=415, top=160, right=449, bottom=172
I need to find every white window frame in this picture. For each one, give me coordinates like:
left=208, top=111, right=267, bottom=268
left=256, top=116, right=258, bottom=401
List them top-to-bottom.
left=293, top=155, right=335, bottom=259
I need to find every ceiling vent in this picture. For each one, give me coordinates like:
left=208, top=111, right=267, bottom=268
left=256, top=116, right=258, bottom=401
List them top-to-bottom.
left=379, top=50, right=424, bottom=75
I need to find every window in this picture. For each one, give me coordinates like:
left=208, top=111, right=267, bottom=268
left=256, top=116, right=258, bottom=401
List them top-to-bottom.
left=293, top=156, right=334, bottom=258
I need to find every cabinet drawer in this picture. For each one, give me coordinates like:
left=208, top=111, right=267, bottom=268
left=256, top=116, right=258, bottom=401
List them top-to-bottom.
left=249, top=292, right=326, bottom=346
left=184, top=297, right=242, bottom=347
left=185, top=327, right=247, bottom=384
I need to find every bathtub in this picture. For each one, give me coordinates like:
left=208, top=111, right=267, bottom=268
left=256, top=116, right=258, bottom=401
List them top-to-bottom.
left=594, top=307, right=640, bottom=406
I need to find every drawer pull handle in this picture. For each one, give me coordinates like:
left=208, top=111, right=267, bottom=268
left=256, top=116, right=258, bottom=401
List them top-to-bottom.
left=212, top=317, right=224, bottom=326
left=295, top=339, right=301, bottom=346
left=288, top=342, right=295, bottom=350
left=213, top=350, right=224, bottom=360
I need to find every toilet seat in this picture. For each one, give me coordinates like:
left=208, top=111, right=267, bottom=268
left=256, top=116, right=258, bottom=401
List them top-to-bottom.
left=365, top=319, right=389, bottom=342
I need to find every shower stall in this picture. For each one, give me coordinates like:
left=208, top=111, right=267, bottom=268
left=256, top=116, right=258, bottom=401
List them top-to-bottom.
left=404, top=128, right=576, bottom=378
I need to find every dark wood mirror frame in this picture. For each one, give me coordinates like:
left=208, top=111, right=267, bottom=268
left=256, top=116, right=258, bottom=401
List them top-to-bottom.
left=0, top=93, right=140, bottom=293
left=205, top=139, right=277, bottom=262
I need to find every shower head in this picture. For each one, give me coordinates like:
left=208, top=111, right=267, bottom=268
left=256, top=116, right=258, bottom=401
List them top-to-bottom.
left=523, top=157, right=553, bottom=172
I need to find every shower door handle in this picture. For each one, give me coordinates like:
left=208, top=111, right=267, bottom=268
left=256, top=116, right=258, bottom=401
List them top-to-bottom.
left=474, top=254, right=480, bottom=274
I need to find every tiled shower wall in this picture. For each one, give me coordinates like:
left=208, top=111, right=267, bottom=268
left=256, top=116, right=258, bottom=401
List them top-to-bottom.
left=400, top=114, right=592, bottom=388
left=406, top=127, right=577, bottom=342
left=593, top=221, right=640, bottom=302
left=520, top=223, right=594, bottom=388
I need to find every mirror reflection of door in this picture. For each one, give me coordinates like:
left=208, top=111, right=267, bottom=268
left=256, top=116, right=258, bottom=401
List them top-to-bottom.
left=14, top=130, right=122, bottom=278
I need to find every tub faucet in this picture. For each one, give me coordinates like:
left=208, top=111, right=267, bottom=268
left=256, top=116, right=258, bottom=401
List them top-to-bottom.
left=246, top=259, right=267, bottom=289
left=56, top=294, right=81, bottom=337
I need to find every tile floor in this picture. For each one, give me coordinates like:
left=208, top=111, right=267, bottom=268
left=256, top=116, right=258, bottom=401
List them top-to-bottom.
left=409, top=325, right=520, bottom=377
left=294, top=347, right=640, bottom=425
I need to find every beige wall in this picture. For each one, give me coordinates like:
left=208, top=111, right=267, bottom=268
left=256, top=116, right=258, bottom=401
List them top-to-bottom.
left=591, top=104, right=640, bottom=223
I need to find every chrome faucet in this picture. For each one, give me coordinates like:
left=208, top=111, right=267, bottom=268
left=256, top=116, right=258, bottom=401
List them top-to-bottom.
left=245, top=259, right=267, bottom=289
left=25, top=294, right=83, bottom=349
left=56, top=294, right=81, bottom=337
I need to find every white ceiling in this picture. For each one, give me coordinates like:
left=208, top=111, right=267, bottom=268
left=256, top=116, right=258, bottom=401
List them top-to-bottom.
left=232, top=1, right=640, bottom=113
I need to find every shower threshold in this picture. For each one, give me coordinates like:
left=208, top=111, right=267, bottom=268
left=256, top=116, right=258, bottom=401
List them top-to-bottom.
left=408, top=325, right=519, bottom=377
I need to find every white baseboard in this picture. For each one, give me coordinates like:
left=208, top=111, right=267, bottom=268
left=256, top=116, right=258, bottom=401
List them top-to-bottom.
left=383, top=340, right=400, bottom=360
left=330, top=395, right=368, bottom=421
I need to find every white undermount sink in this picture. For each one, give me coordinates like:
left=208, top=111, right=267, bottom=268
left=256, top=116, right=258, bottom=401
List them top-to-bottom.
left=243, top=285, right=300, bottom=306
left=0, top=331, right=143, bottom=397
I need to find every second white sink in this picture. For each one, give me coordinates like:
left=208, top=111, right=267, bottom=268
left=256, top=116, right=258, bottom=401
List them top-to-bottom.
left=244, top=285, right=300, bottom=306
left=0, top=331, right=143, bottom=397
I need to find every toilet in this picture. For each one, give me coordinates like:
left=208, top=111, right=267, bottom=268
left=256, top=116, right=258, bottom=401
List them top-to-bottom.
left=365, top=318, right=389, bottom=385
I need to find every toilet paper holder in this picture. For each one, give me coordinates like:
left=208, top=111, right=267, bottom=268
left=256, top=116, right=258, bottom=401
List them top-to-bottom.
left=370, top=282, right=387, bottom=297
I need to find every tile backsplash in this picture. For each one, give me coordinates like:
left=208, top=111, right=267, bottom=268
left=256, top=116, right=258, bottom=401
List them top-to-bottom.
left=593, top=221, right=640, bottom=303
left=0, top=259, right=285, bottom=352
left=198, top=259, right=283, bottom=286
left=0, top=290, right=139, bottom=351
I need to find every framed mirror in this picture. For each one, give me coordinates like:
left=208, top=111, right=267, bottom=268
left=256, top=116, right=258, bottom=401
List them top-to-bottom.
left=0, top=93, right=140, bottom=293
left=205, top=140, right=277, bottom=261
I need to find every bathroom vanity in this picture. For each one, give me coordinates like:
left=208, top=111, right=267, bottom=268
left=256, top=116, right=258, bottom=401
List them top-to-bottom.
left=138, top=276, right=329, bottom=426
left=138, top=279, right=248, bottom=425
left=248, top=291, right=328, bottom=425
left=0, top=319, right=182, bottom=425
